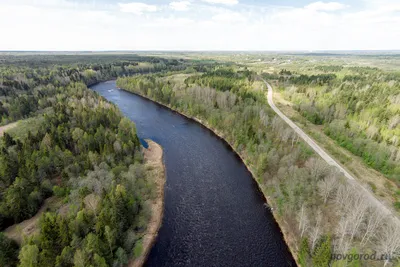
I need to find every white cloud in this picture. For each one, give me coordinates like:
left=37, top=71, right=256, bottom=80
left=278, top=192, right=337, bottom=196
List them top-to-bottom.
left=0, top=0, right=399, bottom=51
left=202, top=0, right=238, bottom=6
left=169, top=1, right=191, bottom=11
left=305, top=1, right=348, bottom=11
left=118, top=2, right=157, bottom=15
left=212, top=11, right=246, bottom=22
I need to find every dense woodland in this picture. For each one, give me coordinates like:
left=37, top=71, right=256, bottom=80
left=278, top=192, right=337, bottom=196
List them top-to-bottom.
left=1, top=53, right=400, bottom=267
left=0, top=54, right=185, bottom=124
left=0, top=55, right=185, bottom=267
left=118, top=66, right=400, bottom=267
left=274, top=67, right=400, bottom=183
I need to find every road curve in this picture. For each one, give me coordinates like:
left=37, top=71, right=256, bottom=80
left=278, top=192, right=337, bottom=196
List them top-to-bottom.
left=262, top=79, right=396, bottom=218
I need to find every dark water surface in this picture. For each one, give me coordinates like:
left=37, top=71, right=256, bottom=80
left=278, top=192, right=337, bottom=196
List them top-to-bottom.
left=92, top=81, right=295, bottom=267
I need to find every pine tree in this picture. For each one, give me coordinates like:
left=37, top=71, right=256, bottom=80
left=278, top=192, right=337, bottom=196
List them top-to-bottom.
left=312, top=235, right=332, bottom=267
left=298, top=237, right=310, bottom=267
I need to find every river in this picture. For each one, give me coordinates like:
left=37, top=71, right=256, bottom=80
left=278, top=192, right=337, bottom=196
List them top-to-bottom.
left=92, top=81, right=295, bottom=267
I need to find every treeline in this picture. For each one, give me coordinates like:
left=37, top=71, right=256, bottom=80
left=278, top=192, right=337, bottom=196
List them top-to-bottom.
left=0, top=55, right=183, bottom=267
left=0, top=56, right=185, bottom=124
left=315, top=65, right=343, bottom=73
left=183, top=67, right=262, bottom=102
left=184, top=67, right=255, bottom=91
left=274, top=67, right=400, bottom=182
left=117, top=68, right=400, bottom=266
left=279, top=73, right=337, bottom=86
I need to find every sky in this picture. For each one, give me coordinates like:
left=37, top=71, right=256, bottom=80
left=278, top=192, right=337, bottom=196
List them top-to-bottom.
left=0, top=0, right=399, bottom=51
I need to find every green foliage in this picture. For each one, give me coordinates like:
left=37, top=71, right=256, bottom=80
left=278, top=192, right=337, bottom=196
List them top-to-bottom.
left=0, top=56, right=173, bottom=266
left=315, top=65, right=344, bottom=72
left=278, top=66, right=400, bottom=182
left=184, top=67, right=258, bottom=100
left=116, top=68, right=340, bottom=266
left=281, top=73, right=336, bottom=86
left=6, top=117, right=45, bottom=140
left=52, top=186, right=68, bottom=198
left=394, top=201, right=400, bottom=211
left=0, top=233, right=19, bottom=267
left=312, top=235, right=332, bottom=267
left=298, top=237, right=310, bottom=267
left=133, top=240, right=143, bottom=259
left=18, top=244, right=39, bottom=267
left=114, top=247, right=128, bottom=267
left=331, top=247, right=362, bottom=267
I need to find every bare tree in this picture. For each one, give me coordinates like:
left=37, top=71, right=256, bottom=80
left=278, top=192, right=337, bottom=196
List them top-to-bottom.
left=216, top=91, right=228, bottom=109
left=259, top=109, right=269, bottom=127
left=271, top=116, right=287, bottom=135
left=281, top=128, right=294, bottom=144
left=291, top=134, right=299, bottom=148
left=305, top=158, right=329, bottom=181
left=317, top=170, right=339, bottom=203
left=335, top=183, right=353, bottom=211
left=335, top=183, right=369, bottom=246
left=347, top=190, right=369, bottom=242
left=298, top=204, right=309, bottom=238
left=360, top=207, right=385, bottom=247
left=310, top=211, right=322, bottom=250
left=335, top=216, right=350, bottom=253
left=377, top=218, right=400, bottom=267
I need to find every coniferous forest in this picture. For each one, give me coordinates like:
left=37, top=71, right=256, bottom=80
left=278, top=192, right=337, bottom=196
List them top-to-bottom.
left=0, top=54, right=183, bottom=267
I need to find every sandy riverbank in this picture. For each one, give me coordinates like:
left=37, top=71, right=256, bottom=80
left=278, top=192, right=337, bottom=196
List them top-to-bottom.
left=129, top=140, right=166, bottom=267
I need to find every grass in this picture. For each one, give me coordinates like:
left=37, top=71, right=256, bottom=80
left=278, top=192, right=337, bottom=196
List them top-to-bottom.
left=6, top=115, right=45, bottom=139
left=4, top=197, right=63, bottom=244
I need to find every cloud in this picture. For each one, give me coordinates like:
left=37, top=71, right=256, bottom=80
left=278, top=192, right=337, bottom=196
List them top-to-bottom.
left=0, top=0, right=399, bottom=51
left=202, top=0, right=238, bottom=6
left=169, top=1, right=191, bottom=11
left=305, top=1, right=348, bottom=11
left=118, top=2, right=157, bottom=15
left=212, top=11, right=246, bottom=22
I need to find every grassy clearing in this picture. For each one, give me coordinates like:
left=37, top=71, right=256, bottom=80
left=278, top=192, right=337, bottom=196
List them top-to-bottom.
left=160, top=73, right=194, bottom=84
left=6, top=116, right=45, bottom=139
left=0, top=122, right=18, bottom=137
left=3, top=197, right=63, bottom=244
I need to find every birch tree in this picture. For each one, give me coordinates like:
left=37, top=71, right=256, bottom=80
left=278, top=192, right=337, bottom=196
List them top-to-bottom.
left=317, top=170, right=339, bottom=203
left=347, top=191, right=369, bottom=242
left=298, top=204, right=309, bottom=238
left=360, top=207, right=385, bottom=247
left=311, top=211, right=322, bottom=250
left=377, top=219, right=400, bottom=267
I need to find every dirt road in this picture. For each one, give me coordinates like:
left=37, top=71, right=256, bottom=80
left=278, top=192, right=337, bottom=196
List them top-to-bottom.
left=263, top=79, right=396, bottom=218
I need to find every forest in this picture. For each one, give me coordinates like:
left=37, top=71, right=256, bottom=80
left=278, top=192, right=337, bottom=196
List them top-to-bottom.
left=1, top=53, right=400, bottom=267
left=0, top=54, right=184, bottom=267
left=117, top=63, right=400, bottom=267
left=274, top=66, right=400, bottom=183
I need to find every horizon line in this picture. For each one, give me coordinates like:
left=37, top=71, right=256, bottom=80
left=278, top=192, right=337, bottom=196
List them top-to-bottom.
left=1, top=50, right=400, bottom=53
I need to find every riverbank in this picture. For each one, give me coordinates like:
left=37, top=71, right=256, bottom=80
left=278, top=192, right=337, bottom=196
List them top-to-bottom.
left=120, top=88, right=299, bottom=265
left=129, top=140, right=165, bottom=267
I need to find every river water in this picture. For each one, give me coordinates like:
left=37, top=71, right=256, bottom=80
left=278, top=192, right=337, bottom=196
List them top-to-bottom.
left=92, top=81, right=295, bottom=267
